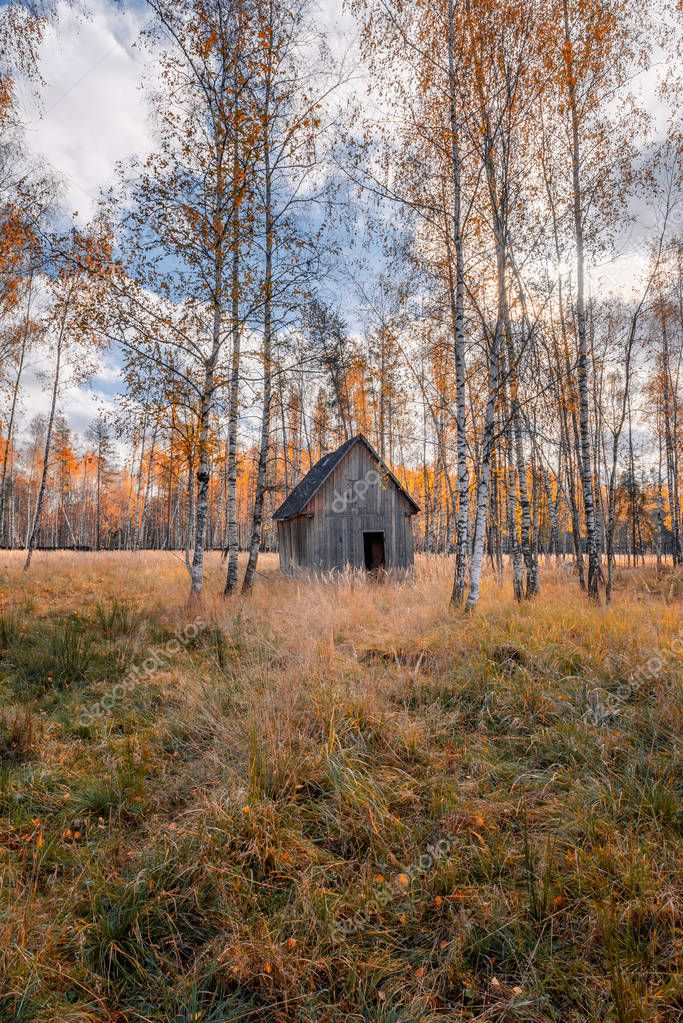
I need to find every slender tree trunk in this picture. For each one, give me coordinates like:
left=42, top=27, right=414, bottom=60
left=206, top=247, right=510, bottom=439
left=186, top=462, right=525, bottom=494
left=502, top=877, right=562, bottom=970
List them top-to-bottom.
left=448, top=0, right=470, bottom=606
left=563, top=0, right=601, bottom=600
left=466, top=65, right=506, bottom=611
left=242, top=82, right=273, bottom=595
left=541, top=119, right=585, bottom=586
left=225, top=128, right=244, bottom=594
left=0, top=278, right=32, bottom=546
left=190, top=290, right=222, bottom=600
left=24, top=295, right=69, bottom=571
left=504, top=311, right=538, bottom=596
left=466, top=317, right=500, bottom=610
left=662, top=322, right=682, bottom=564
left=605, top=326, right=636, bottom=603
left=378, top=328, right=386, bottom=461
left=0, top=336, right=27, bottom=548
left=502, top=364, right=524, bottom=601
left=279, top=373, right=290, bottom=494
left=189, top=386, right=213, bottom=599
left=559, top=395, right=586, bottom=586
left=627, top=396, right=638, bottom=565
left=131, top=420, right=147, bottom=552
left=139, top=420, right=158, bottom=551
left=656, top=431, right=664, bottom=568
left=95, top=446, right=102, bottom=551
left=185, top=455, right=195, bottom=575
left=531, top=455, right=540, bottom=571
left=538, top=457, right=560, bottom=559
left=61, top=502, right=77, bottom=548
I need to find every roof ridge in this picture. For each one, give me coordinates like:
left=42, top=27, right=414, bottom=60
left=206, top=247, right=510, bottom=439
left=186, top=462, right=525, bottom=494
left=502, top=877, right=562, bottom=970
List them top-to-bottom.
left=272, top=433, right=419, bottom=521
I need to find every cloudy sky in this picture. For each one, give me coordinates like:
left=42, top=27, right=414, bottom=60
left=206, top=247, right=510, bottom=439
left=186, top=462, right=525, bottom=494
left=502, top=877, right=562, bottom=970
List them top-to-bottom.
left=6, top=0, right=678, bottom=439
left=9, top=0, right=360, bottom=436
left=15, top=0, right=357, bottom=217
left=10, top=1, right=148, bottom=434
left=16, top=3, right=150, bottom=216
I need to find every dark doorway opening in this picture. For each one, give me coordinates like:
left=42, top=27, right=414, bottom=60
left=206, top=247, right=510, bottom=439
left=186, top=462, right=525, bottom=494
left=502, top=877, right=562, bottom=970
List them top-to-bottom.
left=363, top=531, right=385, bottom=572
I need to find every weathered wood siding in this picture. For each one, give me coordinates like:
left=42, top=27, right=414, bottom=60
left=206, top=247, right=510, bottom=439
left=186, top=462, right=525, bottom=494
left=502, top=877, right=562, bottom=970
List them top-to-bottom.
left=277, top=439, right=416, bottom=574
left=276, top=515, right=313, bottom=574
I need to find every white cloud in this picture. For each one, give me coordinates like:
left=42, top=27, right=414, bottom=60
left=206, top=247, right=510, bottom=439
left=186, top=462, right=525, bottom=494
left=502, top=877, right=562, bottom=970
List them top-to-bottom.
left=8, top=0, right=676, bottom=449
left=16, top=0, right=152, bottom=221
left=11, top=1, right=155, bottom=435
left=20, top=340, right=121, bottom=439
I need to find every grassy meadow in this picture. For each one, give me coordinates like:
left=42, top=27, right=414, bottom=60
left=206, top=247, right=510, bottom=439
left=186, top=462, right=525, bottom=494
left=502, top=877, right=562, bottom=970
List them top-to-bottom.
left=0, top=551, right=681, bottom=1022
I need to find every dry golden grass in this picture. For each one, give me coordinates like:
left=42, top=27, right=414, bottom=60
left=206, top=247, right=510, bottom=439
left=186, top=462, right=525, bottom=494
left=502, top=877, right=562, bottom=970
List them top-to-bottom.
left=0, top=552, right=681, bottom=1022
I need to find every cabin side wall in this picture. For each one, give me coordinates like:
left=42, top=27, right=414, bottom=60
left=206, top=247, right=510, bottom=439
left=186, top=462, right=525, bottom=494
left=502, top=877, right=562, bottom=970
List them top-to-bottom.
left=302, top=441, right=415, bottom=571
left=276, top=515, right=313, bottom=575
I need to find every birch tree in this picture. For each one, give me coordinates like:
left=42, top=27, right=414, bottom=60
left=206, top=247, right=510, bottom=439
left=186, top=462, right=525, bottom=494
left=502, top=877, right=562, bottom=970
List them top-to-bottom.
left=108, top=0, right=259, bottom=601
left=240, top=0, right=347, bottom=594
left=547, top=0, right=649, bottom=598
left=23, top=230, right=108, bottom=569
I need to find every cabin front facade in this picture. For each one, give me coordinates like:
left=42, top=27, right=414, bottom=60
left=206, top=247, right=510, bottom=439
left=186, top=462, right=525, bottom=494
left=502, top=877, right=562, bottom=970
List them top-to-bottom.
left=273, top=434, right=420, bottom=575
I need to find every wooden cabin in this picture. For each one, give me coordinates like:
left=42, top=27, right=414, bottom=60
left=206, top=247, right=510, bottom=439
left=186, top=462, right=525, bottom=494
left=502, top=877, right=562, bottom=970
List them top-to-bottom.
left=273, top=434, right=420, bottom=575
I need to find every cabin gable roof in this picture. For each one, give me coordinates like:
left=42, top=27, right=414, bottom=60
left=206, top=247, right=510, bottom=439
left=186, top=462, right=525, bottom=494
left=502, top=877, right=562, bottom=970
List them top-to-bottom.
left=273, top=434, right=420, bottom=521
